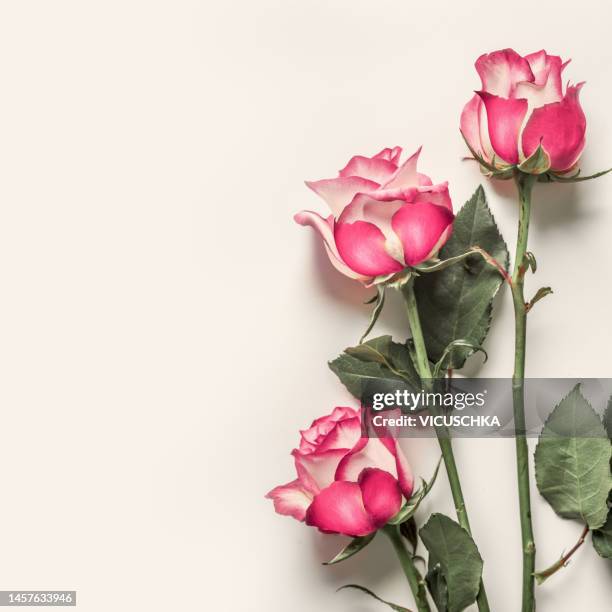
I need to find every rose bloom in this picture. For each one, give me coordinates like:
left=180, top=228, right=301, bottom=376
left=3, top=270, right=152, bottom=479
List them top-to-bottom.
left=461, top=49, right=586, bottom=174
left=295, top=147, right=454, bottom=284
left=266, top=406, right=413, bottom=537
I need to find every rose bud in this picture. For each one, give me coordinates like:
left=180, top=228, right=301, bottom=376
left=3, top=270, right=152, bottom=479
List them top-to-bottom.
left=461, top=49, right=586, bottom=176
left=295, top=147, right=454, bottom=285
left=266, top=406, right=413, bottom=537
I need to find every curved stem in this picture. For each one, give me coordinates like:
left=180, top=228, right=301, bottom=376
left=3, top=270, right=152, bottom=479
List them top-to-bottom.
left=511, top=173, right=537, bottom=612
left=402, top=281, right=490, bottom=612
left=383, top=525, right=431, bottom=612
left=534, top=525, right=589, bottom=584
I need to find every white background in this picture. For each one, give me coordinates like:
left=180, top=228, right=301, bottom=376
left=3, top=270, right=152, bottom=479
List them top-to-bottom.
left=0, top=1, right=610, bottom=610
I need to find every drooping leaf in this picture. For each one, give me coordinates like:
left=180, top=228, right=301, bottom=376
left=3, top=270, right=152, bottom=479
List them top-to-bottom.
left=414, top=185, right=508, bottom=370
left=329, top=335, right=420, bottom=400
left=534, top=385, right=612, bottom=530
left=593, top=511, right=612, bottom=559
left=419, top=513, right=483, bottom=612
left=324, top=533, right=376, bottom=565
left=337, top=584, right=413, bottom=612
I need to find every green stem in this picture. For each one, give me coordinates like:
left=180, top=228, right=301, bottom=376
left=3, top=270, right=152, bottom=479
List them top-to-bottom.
left=511, top=172, right=537, bottom=612
left=402, top=280, right=490, bottom=612
left=402, top=281, right=432, bottom=379
left=383, top=525, right=431, bottom=612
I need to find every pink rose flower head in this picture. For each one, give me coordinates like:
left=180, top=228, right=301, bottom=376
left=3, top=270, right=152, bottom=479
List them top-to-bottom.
left=461, top=49, right=586, bottom=176
left=295, top=147, right=454, bottom=285
left=266, top=406, right=414, bottom=537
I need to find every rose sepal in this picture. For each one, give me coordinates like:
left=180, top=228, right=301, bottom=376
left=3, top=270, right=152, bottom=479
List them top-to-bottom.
left=462, top=124, right=612, bottom=183
left=460, top=130, right=515, bottom=179
left=518, top=142, right=552, bottom=175
left=538, top=166, right=612, bottom=183
left=370, top=268, right=414, bottom=289
left=360, top=285, right=386, bottom=343
left=387, top=458, right=442, bottom=526
left=324, top=532, right=377, bottom=565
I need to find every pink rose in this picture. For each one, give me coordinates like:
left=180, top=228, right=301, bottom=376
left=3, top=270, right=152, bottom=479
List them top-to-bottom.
left=461, top=49, right=586, bottom=174
left=295, top=147, right=454, bottom=284
left=266, top=406, right=414, bottom=537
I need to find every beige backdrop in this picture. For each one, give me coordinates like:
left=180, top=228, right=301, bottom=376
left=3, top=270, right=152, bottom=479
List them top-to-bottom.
left=0, top=1, right=610, bottom=611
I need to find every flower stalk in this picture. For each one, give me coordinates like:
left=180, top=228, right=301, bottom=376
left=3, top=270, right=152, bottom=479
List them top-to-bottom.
left=511, top=172, right=538, bottom=612
left=401, top=280, right=490, bottom=612
left=383, top=524, right=431, bottom=612
left=534, top=525, right=590, bottom=584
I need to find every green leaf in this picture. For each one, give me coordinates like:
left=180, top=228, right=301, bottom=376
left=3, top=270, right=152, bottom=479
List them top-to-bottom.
left=518, top=142, right=551, bottom=174
left=414, top=185, right=508, bottom=370
left=524, top=251, right=537, bottom=273
left=360, top=285, right=385, bottom=343
left=526, top=287, right=553, bottom=312
left=329, top=335, right=420, bottom=399
left=346, top=335, right=398, bottom=365
left=432, top=340, right=487, bottom=378
left=534, top=385, right=612, bottom=530
left=604, top=397, right=612, bottom=441
left=605, top=397, right=612, bottom=474
left=389, top=457, right=442, bottom=525
left=593, top=511, right=612, bottom=559
left=419, top=513, right=483, bottom=612
left=399, top=517, right=419, bottom=553
left=324, top=533, right=376, bottom=565
left=425, top=564, right=448, bottom=612
left=337, top=584, right=413, bottom=612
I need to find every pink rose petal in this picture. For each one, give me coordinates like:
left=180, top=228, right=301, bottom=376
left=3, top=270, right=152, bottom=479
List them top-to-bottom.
left=476, top=48, right=534, bottom=98
left=522, top=83, right=586, bottom=172
left=477, top=91, right=528, bottom=165
left=391, top=202, right=454, bottom=266
left=358, top=467, right=403, bottom=527
left=266, top=480, right=314, bottom=521
left=305, top=481, right=376, bottom=536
